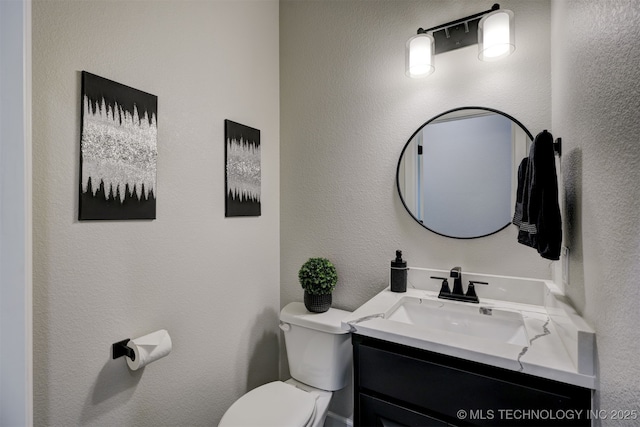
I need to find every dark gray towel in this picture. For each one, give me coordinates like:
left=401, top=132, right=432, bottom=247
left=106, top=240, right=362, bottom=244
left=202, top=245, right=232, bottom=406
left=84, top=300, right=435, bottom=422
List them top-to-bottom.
left=512, top=130, right=562, bottom=260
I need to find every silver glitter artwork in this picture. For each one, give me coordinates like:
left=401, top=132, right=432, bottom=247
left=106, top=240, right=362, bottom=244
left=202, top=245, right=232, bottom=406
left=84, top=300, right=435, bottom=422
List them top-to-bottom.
left=81, top=96, right=158, bottom=201
left=226, top=137, right=261, bottom=203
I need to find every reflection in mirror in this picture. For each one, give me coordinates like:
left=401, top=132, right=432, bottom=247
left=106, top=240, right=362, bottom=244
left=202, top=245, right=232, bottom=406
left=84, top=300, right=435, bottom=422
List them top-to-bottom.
left=397, top=107, right=532, bottom=239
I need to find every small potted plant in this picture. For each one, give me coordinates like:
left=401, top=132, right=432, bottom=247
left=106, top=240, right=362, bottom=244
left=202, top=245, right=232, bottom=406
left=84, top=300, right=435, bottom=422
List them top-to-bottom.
left=298, top=257, right=338, bottom=313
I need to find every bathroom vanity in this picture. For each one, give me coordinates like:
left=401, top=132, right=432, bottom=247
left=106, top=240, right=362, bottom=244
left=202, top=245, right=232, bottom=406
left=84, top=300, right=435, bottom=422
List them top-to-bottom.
left=343, top=269, right=595, bottom=426
left=353, top=335, right=590, bottom=426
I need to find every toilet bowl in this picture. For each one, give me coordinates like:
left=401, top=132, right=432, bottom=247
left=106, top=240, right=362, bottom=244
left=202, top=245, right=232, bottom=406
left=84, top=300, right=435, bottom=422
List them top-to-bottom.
left=219, top=302, right=352, bottom=427
left=218, top=379, right=331, bottom=427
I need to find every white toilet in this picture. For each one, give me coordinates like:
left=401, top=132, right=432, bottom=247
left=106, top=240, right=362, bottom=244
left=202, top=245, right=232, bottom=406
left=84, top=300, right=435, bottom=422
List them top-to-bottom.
left=219, top=302, right=352, bottom=427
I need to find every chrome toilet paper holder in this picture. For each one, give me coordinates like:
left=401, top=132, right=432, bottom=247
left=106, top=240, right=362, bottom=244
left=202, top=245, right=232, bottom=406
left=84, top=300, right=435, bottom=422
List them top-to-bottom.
left=112, top=339, right=136, bottom=361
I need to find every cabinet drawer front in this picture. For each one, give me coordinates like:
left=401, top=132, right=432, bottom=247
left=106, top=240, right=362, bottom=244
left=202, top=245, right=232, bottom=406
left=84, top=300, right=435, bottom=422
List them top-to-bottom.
left=358, top=344, right=589, bottom=426
left=360, top=393, right=448, bottom=427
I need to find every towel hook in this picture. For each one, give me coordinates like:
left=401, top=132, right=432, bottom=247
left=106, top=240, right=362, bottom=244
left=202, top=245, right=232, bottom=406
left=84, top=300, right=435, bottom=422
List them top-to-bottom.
left=554, top=137, right=562, bottom=157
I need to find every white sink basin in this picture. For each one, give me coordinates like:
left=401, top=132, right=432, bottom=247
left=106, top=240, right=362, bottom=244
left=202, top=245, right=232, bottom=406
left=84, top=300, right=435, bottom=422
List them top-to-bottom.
left=386, top=296, right=529, bottom=346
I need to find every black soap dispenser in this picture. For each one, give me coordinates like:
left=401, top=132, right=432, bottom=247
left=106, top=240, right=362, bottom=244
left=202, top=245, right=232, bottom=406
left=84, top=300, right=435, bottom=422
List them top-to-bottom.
left=390, top=250, right=407, bottom=293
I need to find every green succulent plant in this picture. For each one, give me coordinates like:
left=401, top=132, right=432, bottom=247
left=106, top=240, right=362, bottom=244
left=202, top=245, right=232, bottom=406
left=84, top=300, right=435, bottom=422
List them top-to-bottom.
left=298, top=257, right=338, bottom=295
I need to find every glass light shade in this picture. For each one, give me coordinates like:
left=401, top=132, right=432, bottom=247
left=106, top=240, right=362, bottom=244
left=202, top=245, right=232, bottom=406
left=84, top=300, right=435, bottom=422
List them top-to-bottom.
left=478, top=9, right=515, bottom=61
left=406, top=33, right=435, bottom=78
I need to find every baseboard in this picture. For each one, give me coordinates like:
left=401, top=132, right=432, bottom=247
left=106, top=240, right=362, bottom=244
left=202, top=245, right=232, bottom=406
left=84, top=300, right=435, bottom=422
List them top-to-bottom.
left=324, top=411, right=353, bottom=427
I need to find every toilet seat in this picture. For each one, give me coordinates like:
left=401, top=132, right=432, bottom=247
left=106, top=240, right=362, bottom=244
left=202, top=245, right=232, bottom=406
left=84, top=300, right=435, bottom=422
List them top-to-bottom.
left=219, top=381, right=318, bottom=427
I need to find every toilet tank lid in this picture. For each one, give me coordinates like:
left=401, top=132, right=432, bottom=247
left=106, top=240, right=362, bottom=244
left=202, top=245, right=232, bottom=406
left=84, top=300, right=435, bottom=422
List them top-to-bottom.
left=281, top=302, right=351, bottom=334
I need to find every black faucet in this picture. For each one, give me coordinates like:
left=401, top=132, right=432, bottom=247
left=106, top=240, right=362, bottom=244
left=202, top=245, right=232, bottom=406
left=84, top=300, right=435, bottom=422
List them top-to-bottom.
left=450, top=266, right=464, bottom=296
left=430, top=267, right=488, bottom=304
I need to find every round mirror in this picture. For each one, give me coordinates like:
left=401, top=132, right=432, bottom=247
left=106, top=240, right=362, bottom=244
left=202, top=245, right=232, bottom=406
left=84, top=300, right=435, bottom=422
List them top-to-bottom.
left=396, top=107, right=533, bottom=239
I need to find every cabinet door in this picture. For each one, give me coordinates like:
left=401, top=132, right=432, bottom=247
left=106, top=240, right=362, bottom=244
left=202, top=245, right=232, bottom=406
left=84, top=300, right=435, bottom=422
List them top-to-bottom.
left=354, top=335, right=591, bottom=427
left=359, top=393, right=448, bottom=427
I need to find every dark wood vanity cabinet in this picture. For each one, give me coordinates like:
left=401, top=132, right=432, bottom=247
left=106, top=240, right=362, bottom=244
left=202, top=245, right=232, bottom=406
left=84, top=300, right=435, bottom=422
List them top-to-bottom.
left=353, top=335, right=591, bottom=427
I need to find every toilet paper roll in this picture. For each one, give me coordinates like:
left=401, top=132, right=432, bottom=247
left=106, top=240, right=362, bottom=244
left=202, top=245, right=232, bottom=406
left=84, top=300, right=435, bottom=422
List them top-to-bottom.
left=126, top=329, right=172, bottom=371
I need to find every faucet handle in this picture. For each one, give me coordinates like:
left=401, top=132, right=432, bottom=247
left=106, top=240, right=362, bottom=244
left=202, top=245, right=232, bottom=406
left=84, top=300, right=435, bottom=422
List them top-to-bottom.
left=430, top=276, right=451, bottom=294
left=465, top=281, right=489, bottom=299
left=469, top=281, right=489, bottom=286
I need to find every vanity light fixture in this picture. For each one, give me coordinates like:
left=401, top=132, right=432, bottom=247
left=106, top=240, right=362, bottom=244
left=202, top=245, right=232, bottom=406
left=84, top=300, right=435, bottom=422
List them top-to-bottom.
left=406, top=3, right=515, bottom=78
left=478, top=8, right=515, bottom=61
left=405, top=33, right=435, bottom=78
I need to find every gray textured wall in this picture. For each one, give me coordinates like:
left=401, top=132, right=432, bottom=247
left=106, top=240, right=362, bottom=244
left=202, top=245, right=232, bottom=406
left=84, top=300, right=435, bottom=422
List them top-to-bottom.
left=280, top=0, right=553, bottom=313
left=280, top=0, right=553, bottom=418
left=32, top=1, right=280, bottom=425
left=551, top=1, right=640, bottom=423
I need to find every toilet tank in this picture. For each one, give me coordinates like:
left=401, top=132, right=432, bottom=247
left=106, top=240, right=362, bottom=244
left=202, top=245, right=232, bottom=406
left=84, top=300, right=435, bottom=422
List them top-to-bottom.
left=280, top=302, right=352, bottom=391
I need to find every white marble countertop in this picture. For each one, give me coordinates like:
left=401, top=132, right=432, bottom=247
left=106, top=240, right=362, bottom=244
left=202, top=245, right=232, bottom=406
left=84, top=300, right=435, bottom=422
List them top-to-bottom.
left=341, top=269, right=596, bottom=390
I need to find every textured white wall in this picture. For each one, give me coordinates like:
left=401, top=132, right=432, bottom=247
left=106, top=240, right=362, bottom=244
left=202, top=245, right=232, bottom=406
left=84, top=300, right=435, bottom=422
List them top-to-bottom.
left=281, top=0, right=553, bottom=313
left=32, top=1, right=279, bottom=425
left=551, top=1, right=640, bottom=422
left=281, top=2, right=552, bottom=418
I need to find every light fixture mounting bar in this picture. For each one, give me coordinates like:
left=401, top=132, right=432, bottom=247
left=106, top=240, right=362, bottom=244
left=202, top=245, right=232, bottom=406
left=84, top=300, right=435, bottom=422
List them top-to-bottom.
left=416, top=3, right=500, bottom=55
left=417, top=3, right=500, bottom=35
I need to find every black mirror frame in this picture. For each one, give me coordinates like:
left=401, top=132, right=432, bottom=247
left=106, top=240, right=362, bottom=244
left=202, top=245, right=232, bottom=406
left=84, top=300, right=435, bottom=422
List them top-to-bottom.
left=396, top=106, right=534, bottom=239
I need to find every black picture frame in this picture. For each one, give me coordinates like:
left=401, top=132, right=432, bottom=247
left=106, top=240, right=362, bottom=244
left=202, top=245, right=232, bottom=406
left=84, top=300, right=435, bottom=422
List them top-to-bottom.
left=79, top=71, right=158, bottom=220
left=225, top=120, right=261, bottom=217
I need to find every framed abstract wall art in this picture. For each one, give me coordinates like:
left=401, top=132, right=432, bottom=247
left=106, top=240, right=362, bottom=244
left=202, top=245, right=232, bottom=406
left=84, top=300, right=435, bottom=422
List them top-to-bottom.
left=79, top=71, right=158, bottom=220
left=225, top=119, right=261, bottom=217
